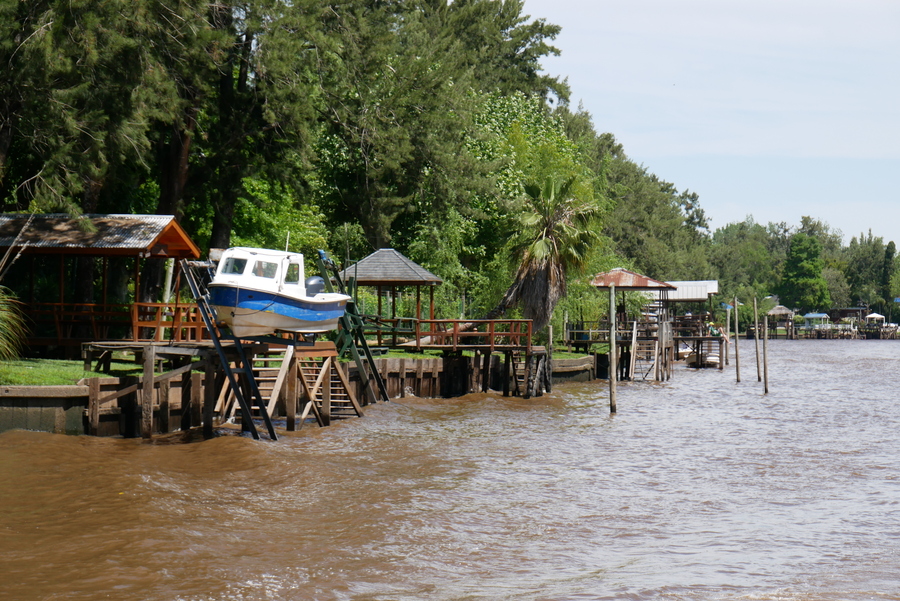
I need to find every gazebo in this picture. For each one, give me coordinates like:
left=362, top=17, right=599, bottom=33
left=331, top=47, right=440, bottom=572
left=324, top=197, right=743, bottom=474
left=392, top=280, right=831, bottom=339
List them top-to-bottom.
left=0, top=213, right=201, bottom=352
left=337, top=248, right=442, bottom=321
left=767, top=304, right=795, bottom=339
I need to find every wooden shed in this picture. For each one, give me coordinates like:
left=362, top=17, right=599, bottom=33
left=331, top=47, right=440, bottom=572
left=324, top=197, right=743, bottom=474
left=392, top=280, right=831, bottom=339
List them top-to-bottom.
left=0, top=213, right=202, bottom=353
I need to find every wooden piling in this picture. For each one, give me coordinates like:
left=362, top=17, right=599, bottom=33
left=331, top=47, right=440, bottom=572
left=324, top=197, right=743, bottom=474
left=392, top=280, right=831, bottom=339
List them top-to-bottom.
left=609, top=284, right=617, bottom=414
left=734, top=296, right=741, bottom=383
left=753, top=297, right=761, bottom=382
left=725, top=307, right=731, bottom=365
left=763, top=315, right=769, bottom=394
left=141, top=345, right=156, bottom=439
left=481, top=349, right=491, bottom=393
left=502, top=351, right=511, bottom=397
left=285, top=353, right=298, bottom=431
left=180, top=359, right=193, bottom=431
left=202, top=368, right=213, bottom=439
left=158, top=379, right=170, bottom=433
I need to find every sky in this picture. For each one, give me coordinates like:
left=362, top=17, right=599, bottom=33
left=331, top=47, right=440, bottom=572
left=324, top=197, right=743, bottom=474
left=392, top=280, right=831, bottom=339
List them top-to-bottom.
left=522, top=0, right=900, bottom=244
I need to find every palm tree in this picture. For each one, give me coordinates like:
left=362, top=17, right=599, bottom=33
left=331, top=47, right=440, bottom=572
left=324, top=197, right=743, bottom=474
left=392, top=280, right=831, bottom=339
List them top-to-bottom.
left=483, top=175, right=602, bottom=331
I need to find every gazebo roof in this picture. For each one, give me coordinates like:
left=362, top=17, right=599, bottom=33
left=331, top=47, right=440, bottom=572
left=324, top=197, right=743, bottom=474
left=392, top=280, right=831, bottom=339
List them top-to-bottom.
left=0, top=213, right=200, bottom=258
left=338, top=248, right=442, bottom=286
left=590, top=268, right=674, bottom=291
left=767, top=304, right=795, bottom=317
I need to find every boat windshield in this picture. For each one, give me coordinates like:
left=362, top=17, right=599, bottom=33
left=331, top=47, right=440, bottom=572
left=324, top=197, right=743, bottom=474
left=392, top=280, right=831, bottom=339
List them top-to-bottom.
left=221, top=258, right=247, bottom=275
left=252, top=260, right=279, bottom=279
left=285, top=263, right=301, bottom=284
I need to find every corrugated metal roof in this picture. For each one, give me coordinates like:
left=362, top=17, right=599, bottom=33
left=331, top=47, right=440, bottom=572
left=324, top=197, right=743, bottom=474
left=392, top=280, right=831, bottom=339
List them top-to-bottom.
left=0, top=213, right=200, bottom=258
left=338, top=248, right=442, bottom=286
left=590, top=268, right=674, bottom=290
left=665, top=280, right=717, bottom=302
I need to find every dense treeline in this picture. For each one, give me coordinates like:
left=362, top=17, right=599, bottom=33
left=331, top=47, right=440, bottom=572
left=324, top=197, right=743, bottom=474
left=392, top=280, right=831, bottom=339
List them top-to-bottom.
left=2, top=0, right=898, bottom=336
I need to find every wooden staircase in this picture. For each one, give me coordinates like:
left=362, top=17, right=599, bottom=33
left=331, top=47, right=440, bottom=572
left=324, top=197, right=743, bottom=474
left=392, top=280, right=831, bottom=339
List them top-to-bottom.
left=629, top=339, right=659, bottom=381
left=217, top=342, right=364, bottom=428
left=296, top=354, right=363, bottom=426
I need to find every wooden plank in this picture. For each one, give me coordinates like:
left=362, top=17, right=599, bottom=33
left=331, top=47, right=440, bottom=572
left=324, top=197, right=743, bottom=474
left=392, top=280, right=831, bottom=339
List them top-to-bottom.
left=266, top=346, right=294, bottom=415
left=311, top=357, right=331, bottom=400
left=320, top=357, right=332, bottom=426
left=0, top=386, right=89, bottom=398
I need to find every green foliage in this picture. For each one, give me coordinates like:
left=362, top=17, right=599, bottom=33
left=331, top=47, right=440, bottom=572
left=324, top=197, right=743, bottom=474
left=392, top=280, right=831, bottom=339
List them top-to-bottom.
left=6, top=0, right=897, bottom=337
left=602, top=155, right=711, bottom=281
left=845, top=230, right=886, bottom=309
left=778, top=233, right=830, bottom=312
left=0, top=286, right=26, bottom=360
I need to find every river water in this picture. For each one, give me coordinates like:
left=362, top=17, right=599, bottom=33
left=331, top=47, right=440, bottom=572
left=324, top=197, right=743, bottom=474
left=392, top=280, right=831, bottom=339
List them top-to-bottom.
left=1, top=339, right=899, bottom=600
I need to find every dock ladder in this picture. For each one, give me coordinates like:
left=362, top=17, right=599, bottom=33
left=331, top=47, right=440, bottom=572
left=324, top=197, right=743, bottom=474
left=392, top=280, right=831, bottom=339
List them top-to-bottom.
left=181, top=260, right=278, bottom=441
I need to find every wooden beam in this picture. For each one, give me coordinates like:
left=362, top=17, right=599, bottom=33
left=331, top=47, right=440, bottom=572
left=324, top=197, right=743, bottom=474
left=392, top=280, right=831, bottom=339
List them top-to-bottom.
left=266, top=346, right=295, bottom=415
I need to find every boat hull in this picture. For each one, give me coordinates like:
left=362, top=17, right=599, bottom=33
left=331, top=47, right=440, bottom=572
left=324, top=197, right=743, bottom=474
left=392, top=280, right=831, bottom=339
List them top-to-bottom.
left=209, top=284, right=347, bottom=337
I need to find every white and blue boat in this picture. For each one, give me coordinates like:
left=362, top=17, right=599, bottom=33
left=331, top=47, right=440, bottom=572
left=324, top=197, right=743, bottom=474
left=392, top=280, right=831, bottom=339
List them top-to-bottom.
left=208, top=247, right=350, bottom=337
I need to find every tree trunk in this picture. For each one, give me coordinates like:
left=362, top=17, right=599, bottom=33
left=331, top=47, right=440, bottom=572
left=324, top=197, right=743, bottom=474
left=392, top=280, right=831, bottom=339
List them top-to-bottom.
left=156, top=108, right=197, bottom=220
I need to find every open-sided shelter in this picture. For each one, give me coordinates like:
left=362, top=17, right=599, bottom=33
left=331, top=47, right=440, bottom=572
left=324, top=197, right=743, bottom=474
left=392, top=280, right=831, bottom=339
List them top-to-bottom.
left=0, top=213, right=201, bottom=352
left=337, top=248, right=442, bottom=320
left=590, top=268, right=676, bottom=320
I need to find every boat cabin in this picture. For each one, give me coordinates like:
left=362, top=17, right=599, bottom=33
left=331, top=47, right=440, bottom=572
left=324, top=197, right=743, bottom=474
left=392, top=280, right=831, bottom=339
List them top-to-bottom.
left=213, top=247, right=317, bottom=297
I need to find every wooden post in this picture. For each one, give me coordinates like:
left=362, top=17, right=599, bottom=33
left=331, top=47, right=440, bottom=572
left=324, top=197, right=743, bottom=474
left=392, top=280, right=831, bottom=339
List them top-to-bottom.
left=609, top=284, right=617, bottom=414
left=734, top=296, right=741, bottom=383
left=753, top=297, right=761, bottom=382
left=725, top=307, right=731, bottom=365
left=763, top=315, right=769, bottom=394
left=718, top=338, right=724, bottom=370
left=141, top=345, right=156, bottom=439
left=481, top=348, right=491, bottom=393
left=502, top=351, right=511, bottom=397
left=523, top=351, right=533, bottom=400
left=285, top=353, right=298, bottom=431
left=180, top=358, right=193, bottom=431
left=416, top=359, right=425, bottom=397
left=201, top=368, right=213, bottom=439
left=88, top=378, right=100, bottom=436
left=158, top=380, right=170, bottom=433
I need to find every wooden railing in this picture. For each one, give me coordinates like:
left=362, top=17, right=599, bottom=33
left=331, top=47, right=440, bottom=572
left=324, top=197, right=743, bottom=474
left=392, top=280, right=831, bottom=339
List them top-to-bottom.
left=24, top=302, right=208, bottom=346
left=405, top=319, right=533, bottom=351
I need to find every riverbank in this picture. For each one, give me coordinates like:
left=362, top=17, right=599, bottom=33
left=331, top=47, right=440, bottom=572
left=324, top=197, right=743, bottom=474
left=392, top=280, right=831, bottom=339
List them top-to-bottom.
left=0, top=352, right=598, bottom=437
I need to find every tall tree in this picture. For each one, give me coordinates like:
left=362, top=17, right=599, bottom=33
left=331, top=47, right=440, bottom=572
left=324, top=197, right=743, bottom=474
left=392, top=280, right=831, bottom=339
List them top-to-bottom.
left=845, top=230, right=885, bottom=309
left=778, top=232, right=830, bottom=312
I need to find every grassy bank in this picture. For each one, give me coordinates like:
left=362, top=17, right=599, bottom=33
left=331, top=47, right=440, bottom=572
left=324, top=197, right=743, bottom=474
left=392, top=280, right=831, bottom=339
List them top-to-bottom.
left=0, top=358, right=143, bottom=386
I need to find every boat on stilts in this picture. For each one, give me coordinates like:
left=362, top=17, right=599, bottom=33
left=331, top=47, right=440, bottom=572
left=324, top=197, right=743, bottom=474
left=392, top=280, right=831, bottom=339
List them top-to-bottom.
left=208, top=247, right=351, bottom=337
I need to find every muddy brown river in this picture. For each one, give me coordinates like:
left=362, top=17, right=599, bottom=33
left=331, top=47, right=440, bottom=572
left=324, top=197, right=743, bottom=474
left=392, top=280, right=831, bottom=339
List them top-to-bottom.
left=1, top=339, right=899, bottom=600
